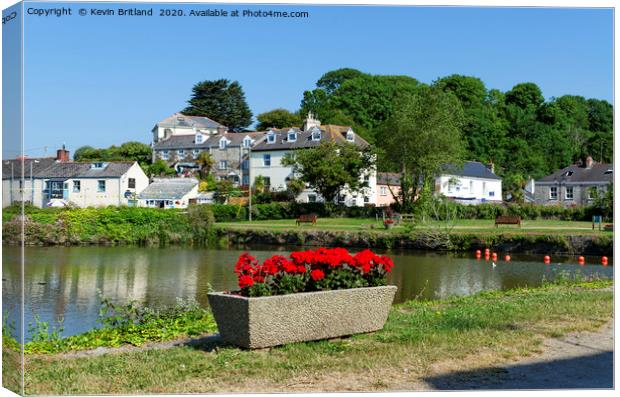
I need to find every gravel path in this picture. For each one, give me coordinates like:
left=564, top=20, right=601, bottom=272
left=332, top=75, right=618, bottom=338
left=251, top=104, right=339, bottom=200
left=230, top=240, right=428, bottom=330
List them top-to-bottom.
left=424, top=320, right=614, bottom=390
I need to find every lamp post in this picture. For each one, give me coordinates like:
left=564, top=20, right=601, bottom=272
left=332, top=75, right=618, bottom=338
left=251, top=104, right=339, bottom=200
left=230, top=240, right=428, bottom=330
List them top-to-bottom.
left=247, top=145, right=252, bottom=222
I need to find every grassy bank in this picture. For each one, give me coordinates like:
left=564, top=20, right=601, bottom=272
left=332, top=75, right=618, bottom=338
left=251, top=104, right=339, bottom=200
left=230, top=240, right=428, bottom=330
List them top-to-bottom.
left=21, top=279, right=613, bottom=395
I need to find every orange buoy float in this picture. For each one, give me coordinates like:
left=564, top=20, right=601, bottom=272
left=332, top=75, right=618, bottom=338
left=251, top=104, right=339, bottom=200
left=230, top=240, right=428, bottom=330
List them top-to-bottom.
left=484, top=248, right=490, bottom=254
left=491, top=252, right=498, bottom=261
left=504, top=255, right=511, bottom=262
left=544, top=255, right=551, bottom=264
left=578, top=256, right=585, bottom=265
left=602, top=256, right=608, bottom=266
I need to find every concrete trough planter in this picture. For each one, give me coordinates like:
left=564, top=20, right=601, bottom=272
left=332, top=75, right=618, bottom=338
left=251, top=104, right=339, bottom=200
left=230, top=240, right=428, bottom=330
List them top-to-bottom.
left=208, top=285, right=397, bottom=349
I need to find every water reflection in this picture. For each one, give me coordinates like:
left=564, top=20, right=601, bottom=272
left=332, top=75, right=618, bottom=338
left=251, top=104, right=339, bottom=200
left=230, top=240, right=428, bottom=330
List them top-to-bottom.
left=2, top=245, right=613, bottom=339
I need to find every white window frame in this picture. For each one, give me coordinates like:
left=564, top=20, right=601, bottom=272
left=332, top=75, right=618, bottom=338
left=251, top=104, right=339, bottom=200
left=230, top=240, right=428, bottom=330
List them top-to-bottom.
left=311, top=128, right=321, bottom=141
left=346, top=129, right=355, bottom=142
left=288, top=130, right=297, bottom=142
left=267, top=132, right=276, bottom=144
left=196, top=134, right=203, bottom=144
left=243, top=136, right=252, bottom=148
left=219, top=138, right=227, bottom=150
left=178, top=149, right=185, bottom=159
left=193, top=149, right=200, bottom=157
left=161, top=150, right=169, bottom=160
left=219, top=160, right=227, bottom=170
left=73, top=180, right=81, bottom=193
left=97, top=180, right=106, bottom=193
left=380, top=186, right=387, bottom=196
left=549, top=186, right=558, bottom=200
left=565, top=186, right=574, bottom=200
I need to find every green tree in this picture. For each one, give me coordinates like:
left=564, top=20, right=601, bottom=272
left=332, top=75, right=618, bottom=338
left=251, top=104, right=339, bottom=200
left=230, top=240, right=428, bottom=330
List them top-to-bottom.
left=315, top=68, right=367, bottom=95
left=182, top=79, right=252, bottom=130
left=505, top=82, right=544, bottom=109
left=375, top=86, right=465, bottom=211
left=256, top=109, right=302, bottom=130
left=282, top=141, right=375, bottom=203
left=74, top=142, right=152, bottom=166
left=196, top=151, right=215, bottom=179
left=145, top=160, right=176, bottom=177
left=285, top=177, right=306, bottom=199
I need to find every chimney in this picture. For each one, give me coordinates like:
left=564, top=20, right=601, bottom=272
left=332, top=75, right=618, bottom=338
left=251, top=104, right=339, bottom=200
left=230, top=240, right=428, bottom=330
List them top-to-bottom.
left=302, top=111, right=321, bottom=132
left=217, top=126, right=228, bottom=135
left=56, top=145, right=70, bottom=162
left=585, top=156, right=594, bottom=169
left=486, top=161, right=495, bottom=174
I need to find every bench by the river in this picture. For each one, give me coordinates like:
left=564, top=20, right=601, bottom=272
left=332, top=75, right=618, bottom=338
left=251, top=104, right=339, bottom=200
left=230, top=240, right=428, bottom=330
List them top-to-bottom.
left=296, top=214, right=317, bottom=226
left=400, top=214, right=415, bottom=223
left=495, top=215, right=521, bottom=228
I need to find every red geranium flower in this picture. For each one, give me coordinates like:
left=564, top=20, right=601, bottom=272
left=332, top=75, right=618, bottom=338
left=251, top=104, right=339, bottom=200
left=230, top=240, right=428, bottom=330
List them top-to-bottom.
left=310, top=269, right=325, bottom=281
left=238, top=274, right=254, bottom=289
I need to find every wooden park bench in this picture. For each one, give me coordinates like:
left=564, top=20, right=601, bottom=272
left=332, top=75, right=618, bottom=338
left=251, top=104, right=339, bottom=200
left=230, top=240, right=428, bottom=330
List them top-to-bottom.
left=296, top=214, right=317, bottom=226
left=495, top=215, right=521, bottom=228
left=603, top=224, right=613, bottom=232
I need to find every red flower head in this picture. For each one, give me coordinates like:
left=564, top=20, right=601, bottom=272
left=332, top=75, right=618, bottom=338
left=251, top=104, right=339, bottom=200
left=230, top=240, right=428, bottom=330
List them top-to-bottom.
left=235, top=252, right=258, bottom=275
left=297, top=265, right=307, bottom=274
left=310, top=269, right=325, bottom=281
left=238, top=274, right=254, bottom=289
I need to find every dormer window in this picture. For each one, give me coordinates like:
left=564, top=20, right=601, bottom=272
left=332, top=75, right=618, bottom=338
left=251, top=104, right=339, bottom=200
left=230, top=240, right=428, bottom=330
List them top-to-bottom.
left=311, top=127, right=321, bottom=141
left=287, top=129, right=297, bottom=142
left=346, top=129, right=355, bottom=142
left=267, top=132, right=276, bottom=144
left=196, top=134, right=203, bottom=144
left=243, top=136, right=253, bottom=148
left=219, top=137, right=228, bottom=149
left=91, top=162, right=107, bottom=169
left=604, top=169, right=613, bottom=175
left=564, top=170, right=574, bottom=177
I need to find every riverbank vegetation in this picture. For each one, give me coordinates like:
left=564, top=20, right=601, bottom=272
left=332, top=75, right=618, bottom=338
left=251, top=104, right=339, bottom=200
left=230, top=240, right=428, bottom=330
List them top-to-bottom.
left=20, top=278, right=613, bottom=395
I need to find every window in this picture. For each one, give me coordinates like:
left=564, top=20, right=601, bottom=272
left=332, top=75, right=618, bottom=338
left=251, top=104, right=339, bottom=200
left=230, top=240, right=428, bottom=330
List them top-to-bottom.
left=311, top=128, right=321, bottom=141
left=288, top=130, right=297, bottom=142
left=346, top=130, right=355, bottom=142
left=267, top=132, right=276, bottom=144
left=196, top=134, right=203, bottom=144
left=243, top=137, right=252, bottom=148
left=219, top=138, right=227, bottom=149
left=178, top=149, right=185, bottom=159
left=193, top=149, right=200, bottom=157
left=161, top=150, right=169, bottom=160
left=263, top=154, right=271, bottom=167
left=219, top=160, right=227, bottom=170
left=242, top=160, right=249, bottom=170
left=91, top=162, right=107, bottom=169
left=604, top=169, right=613, bottom=175
left=564, top=170, right=574, bottom=177
left=242, top=175, right=250, bottom=186
left=363, top=175, right=370, bottom=183
left=263, top=177, right=271, bottom=188
left=128, top=178, right=136, bottom=189
left=73, top=180, right=81, bottom=193
left=97, top=180, right=106, bottom=192
left=469, top=180, right=474, bottom=191
left=380, top=186, right=387, bottom=196
left=549, top=186, right=558, bottom=200
left=565, top=186, right=574, bottom=200
left=489, top=191, right=495, bottom=197
left=308, top=194, right=317, bottom=203
left=338, top=194, right=346, bottom=203
left=364, top=196, right=370, bottom=203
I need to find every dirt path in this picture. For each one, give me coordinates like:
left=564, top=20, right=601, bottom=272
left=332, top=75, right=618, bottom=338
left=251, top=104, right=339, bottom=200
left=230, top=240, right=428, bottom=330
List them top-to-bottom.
left=421, top=320, right=614, bottom=390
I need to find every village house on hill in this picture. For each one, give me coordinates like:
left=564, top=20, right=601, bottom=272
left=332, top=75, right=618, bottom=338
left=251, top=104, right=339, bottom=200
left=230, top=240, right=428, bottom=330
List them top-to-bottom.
left=151, top=113, right=264, bottom=186
left=250, top=113, right=377, bottom=207
left=2, top=147, right=148, bottom=208
left=532, top=156, right=613, bottom=207
left=436, top=161, right=503, bottom=204
left=137, top=177, right=199, bottom=209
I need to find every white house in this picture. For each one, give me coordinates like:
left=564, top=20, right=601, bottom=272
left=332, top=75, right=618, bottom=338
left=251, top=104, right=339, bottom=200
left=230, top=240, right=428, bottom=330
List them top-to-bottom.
left=249, top=113, right=377, bottom=207
left=2, top=147, right=149, bottom=208
left=435, top=161, right=502, bottom=204
left=137, top=178, right=199, bottom=209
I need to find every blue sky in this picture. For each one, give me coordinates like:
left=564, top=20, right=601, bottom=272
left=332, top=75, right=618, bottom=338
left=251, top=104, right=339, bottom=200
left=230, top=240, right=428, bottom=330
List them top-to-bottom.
left=8, top=2, right=615, bottom=158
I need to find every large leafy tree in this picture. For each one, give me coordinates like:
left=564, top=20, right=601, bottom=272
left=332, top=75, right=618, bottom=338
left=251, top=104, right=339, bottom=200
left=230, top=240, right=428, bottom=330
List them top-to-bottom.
left=182, top=79, right=252, bottom=130
left=375, top=86, right=465, bottom=211
left=256, top=109, right=302, bottom=130
left=74, top=141, right=152, bottom=166
left=281, top=141, right=375, bottom=203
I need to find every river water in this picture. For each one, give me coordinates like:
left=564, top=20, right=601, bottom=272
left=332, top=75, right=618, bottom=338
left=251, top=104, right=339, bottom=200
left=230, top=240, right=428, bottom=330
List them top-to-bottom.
left=1, top=245, right=613, bottom=339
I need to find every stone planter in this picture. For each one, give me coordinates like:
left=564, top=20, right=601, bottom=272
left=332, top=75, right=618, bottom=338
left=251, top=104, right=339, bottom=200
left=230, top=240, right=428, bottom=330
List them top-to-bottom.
left=208, top=285, right=397, bottom=349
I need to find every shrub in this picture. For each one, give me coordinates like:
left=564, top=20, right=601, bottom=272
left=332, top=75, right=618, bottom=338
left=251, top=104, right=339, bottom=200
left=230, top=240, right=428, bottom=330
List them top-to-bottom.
left=231, top=248, right=394, bottom=297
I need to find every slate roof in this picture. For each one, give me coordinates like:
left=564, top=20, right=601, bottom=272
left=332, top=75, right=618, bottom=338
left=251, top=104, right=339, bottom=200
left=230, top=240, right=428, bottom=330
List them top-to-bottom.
left=155, top=113, right=225, bottom=129
left=251, top=125, right=368, bottom=152
left=153, top=132, right=266, bottom=150
left=2, top=157, right=57, bottom=179
left=2, top=158, right=135, bottom=179
left=441, top=161, right=501, bottom=180
left=537, top=163, right=613, bottom=184
left=377, top=172, right=401, bottom=186
left=138, top=178, right=198, bottom=200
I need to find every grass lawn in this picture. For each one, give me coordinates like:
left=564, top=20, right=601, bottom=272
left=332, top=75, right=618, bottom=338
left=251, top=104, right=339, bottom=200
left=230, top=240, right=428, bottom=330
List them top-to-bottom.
left=216, top=218, right=608, bottom=235
left=22, top=280, right=613, bottom=394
